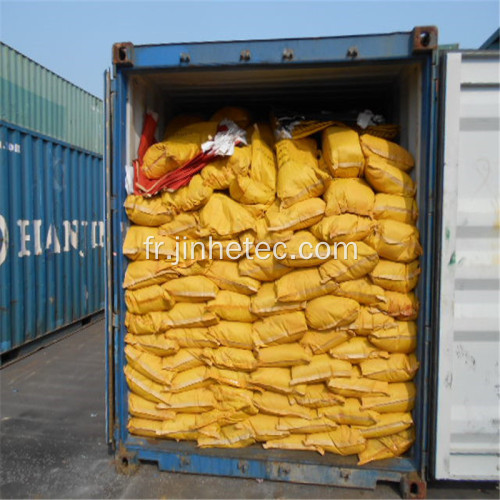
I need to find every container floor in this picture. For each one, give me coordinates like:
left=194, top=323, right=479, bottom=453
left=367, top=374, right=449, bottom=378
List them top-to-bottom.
left=0, top=319, right=497, bottom=499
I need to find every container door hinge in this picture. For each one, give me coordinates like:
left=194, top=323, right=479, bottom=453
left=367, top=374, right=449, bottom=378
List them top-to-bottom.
left=112, top=313, right=120, bottom=329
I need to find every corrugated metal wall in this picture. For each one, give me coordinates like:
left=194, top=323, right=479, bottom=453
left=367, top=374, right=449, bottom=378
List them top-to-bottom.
left=0, top=42, right=103, bottom=155
left=0, top=121, right=104, bottom=354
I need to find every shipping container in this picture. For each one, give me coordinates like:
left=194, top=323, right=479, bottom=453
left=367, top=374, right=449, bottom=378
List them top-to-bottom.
left=105, top=29, right=499, bottom=494
left=0, top=43, right=105, bottom=356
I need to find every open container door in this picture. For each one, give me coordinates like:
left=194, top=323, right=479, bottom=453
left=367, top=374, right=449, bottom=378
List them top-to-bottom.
left=435, top=51, right=500, bottom=480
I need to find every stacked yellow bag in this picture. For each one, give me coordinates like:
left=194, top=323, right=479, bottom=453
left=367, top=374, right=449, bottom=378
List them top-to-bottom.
left=123, top=110, right=421, bottom=465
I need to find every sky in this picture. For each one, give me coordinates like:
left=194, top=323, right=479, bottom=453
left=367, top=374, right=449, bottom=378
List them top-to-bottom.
left=1, top=0, right=499, bottom=98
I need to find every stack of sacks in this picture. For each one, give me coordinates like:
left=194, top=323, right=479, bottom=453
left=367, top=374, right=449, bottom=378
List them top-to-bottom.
left=122, top=108, right=421, bottom=465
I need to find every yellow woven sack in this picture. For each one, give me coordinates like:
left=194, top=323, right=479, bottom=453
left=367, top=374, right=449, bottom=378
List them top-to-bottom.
left=211, top=107, right=252, bottom=128
left=164, top=114, right=205, bottom=139
left=142, top=122, right=218, bottom=179
left=247, top=125, right=277, bottom=189
left=322, top=126, right=364, bottom=178
left=360, top=134, right=414, bottom=172
left=275, top=139, right=329, bottom=208
left=226, top=145, right=252, bottom=177
left=364, top=156, right=416, bottom=196
left=201, top=162, right=235, bottom=190
left=171, top=175, right=214, bottom=212
left=229, top=176, right=275, bottom=205
left=324, top=179, right=375, bottom=217
left=199, top=193, right=256, bottom=238
left=373, top=193, right=418, bottom=224
left=124, top=195, right=173, bottom=227
left=266, top=197, right=326, bottom=232
left=159, top=212, right=200, bottom=239
left=311, top=214, right=375, bottom=243
left=254, top=216, right=294, bottom=245
left=366, top=220, right=422, bottom=263
left=122, top=226, right=177, bottom=261
left=276, top=231, right=332, bottom=268
left=200, top=239, right=246, bottom=261
left=318, top=241, right=379, bottom=283
left=238, top=252, right=291, bottom=281
left=123, top=260, right=178, bottom=290
left=370, top=260, right=420, bottom=293
left=205, top=261, right=260, bottom=295
left=275, top=268, right=338, bottom=302
left=163, top=276, right=219, bottom=302
left=332, top=278, right=387, bottom=306
left=250, top=283, right=306, bottom=317
left=125, top=284, right=175, bottom=314
left=207, top=290, right=257, bottom=322
left=377, top=291, right=419, bottom=320
left=305, top=295, right=360, bottom=330
left=162, top=303, right=218, bottom=329
left=345, top=307, right=395, bottom=336
left=125, top=311, right=169, bottom=334
left=252, top=311, right=308, bottom=347
left=207, top=321, right=254, bottom=350
left=368, top=321, right=417, bottom=353
left=165, top=327, right=219, bottom=349
left=300, top=329, right=353, bottom=355
left=125, top=333, right=179, bottom=357
left=329, top=337, right=389, bottom=364
left=257, top=343, right=312, bottom=367
left=125, top=345, right=174, bottom=385
left=201, top=347, right=258, bottom=372
left=162, top=348, right=204, bottom=372
left=360, top=354, right=419, bottom=382
left=290, top=355, right=352, bottom=385
left=124, top=365, right=166, bottom=404
left=170, top=366, right=211, bottom=393
left=250, top=367, right=297, bottom=394
left=209, top=368, right=250, bottom=389
left=327, top=370, right=390, bottom=398
left=362, top=382, right=416, bottom=413
left=292, top=384, right=346, bottom=408
left=211, top=385, right=256, bottom=413
left=157, top=389, right=217, bottom=413
left=253, top=391, right=316, bottom=419
left=128, top=393, right=175, bottom=421
left=318, top=399, right=379, bottom=426
left=357, top=413, right=413, bottom=439
left=157, top=414, right=200, bottom=440
left=241, top=415, right=289, bottom=441
left=277, top=416, right=337, bottom=434
left=128, top=417, right=162, bottom=438
left=198, top=424, right=256, bottom=449
left=304, top=426, right=366, bottom=455
left=357, top=428, right=415, bottom=465
left=263, top=434, right=322, bottom=453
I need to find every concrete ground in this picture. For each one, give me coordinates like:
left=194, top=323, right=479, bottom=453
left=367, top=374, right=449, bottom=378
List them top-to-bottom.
left=0, top=318, right=498, bottom=499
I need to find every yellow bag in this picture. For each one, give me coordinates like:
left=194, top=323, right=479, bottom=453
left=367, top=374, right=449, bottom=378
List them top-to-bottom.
left=210, top=107, right=252, bottom=128
left=164, top=114, right=205, bottom=139
left=142, top=122, right=218, bottom=179
left=248, top=122, right=275, bottom=148
left=322, top=126, right=365, bottom=178
left=360, top=134, right=414, bottom=172
left=275, top=139, right=328, bottom=208
left=226, top=145, right=252, bottom=177
left=364, top=156, right=416, bottom=196
left=201, top=162, right=235, bottom=190
left=171, top=175, right=214, bottom=212
left=229, top=176, right=275, bottom=205
left=323, top=179, right=375, bottom=217
left=199, top=193, right=256, bottom=238
left=373, top=193, right=418, bottom=224
left=124, top=195, right=173, bottom=227
left=266, top=197, right=326, bottom=232
left=159, top=212, right=200, bottom=239
left=311, top=214, right=374, bottom=243
left=254, top=217, right=294, bottom=245
left=366, top=220, right=422, bottom=263
left=122, top=226, right=177, bottom=261
left=275, top=231, right=332, bottom=268
left=199, top=239, right=246, bottom=261
left=318, top=241, right=379, bottom=283
left=238, top=252, right=291, bottom=281
left=123, top=260, right=178, bottom=290
left=370, top=260, right=420, bottom=293
left=205, top=261, right=260, bottom=295
left=274, top=268, right=338, bottom=302
left=163, top=276, right=219, bottom=302
left=332, top=278, right=387, bottom=306
left=250, top=283, right=306, bottom=317
left=125, top=284, right=175, bottom=314
left=207, top=290, right=257, bottom=322
left=377, top=291, right=419, bottom=320
left=305, top=295, right=360, bottom=330
left=162, top=303, right=219, bottom=329
left=344, top=307, right=396, bottom=336
left=125, top=311, right=167, bottom=334
left=252, top=311, right=308, bottom=347
left=207, top=321, right=254, bottom=350
left=368, top=321, right=417, bottom=353
left=165, top=327, right=219, bottom=348
left=300, top=329, right=353, bottom=355
left=125, top=333, right=179, bottom=357
left=329, top=337, right=389, bottom=364
left=257, top=343, right=312, bottom=367
left=125, top=345, right=175, bottom=385
left=201, top=347, right=258, bottom=372
left=162, top=348, right=204, bottom=372
left=360, top=354, right=419, bottom=382
left=290, top=355, right=352, bottom=385
left=124, top=365, right=167, bottom=404
left=170, top=366, right=212, bottom=392
left=209, top=367, right=250, bottom=389
left=251, top=367, right=292, bottom=394
left=327, top=370, right=390, bottom=398
left=361, top=382, right=416, bottom=413
left=292, top=384, right=346, bottom=408
left=211, top=385, right=256, bottom=413
left=157, top=389, right=217, bottom=413
left=253, top=391, right=316, bottom=419
left=128, top=392, right=175, bottom=421
left=318, top=399, right=379, bottom=426
left=157, top=413, right=200, bottom=440
left=357, top=413, right=413, bottom=439
left=241, top=415, right=289, bottom=441
left=277, top=416, right=337, bottom=434
left=128, top=417, right=162, bottom=438
left=198, top=424, right=256, bottom=448
left=304, top=426, right=366, bottom=455
left=357, top=428, right=415, bottom=465
left=263, top=434, right=322, bottom=453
